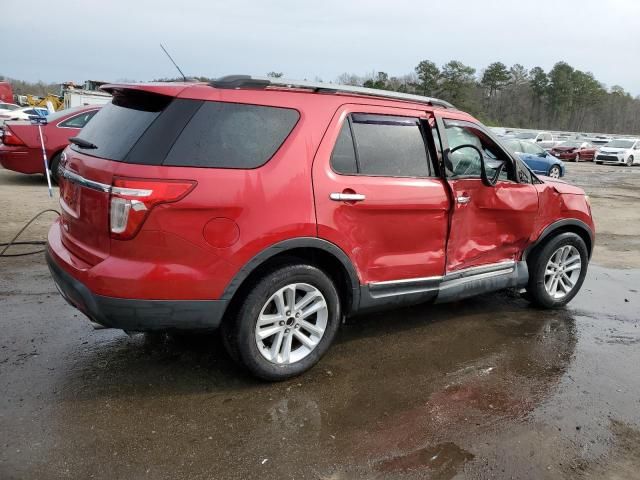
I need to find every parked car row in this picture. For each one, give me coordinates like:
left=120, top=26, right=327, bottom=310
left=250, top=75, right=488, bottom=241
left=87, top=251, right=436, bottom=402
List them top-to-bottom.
left=495, top=128, right=640, bottom=175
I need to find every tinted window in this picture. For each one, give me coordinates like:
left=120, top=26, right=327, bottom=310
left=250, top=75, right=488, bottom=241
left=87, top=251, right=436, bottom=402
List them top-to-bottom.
left=72, top=91, right=172, bottom=161
left=164, top=102, right=299, bottom=168
left=60, top=110, right=97, bottom=128
left=350, top=115, right=429, bottom=177
left=330, top=121, right=357, bottom=174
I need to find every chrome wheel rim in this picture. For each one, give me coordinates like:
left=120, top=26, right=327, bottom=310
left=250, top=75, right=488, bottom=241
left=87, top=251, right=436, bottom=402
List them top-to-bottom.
left=575, top=154, right=580, bottom=162
left=549, top=166, right=560, bottom=178
left=544, top=245, right=582, bottom=299
left=255, top=283, right=328, bottom=364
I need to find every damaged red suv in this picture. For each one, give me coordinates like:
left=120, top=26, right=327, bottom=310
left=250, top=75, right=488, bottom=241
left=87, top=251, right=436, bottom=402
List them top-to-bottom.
left=47, top=76, right=595, bottom=380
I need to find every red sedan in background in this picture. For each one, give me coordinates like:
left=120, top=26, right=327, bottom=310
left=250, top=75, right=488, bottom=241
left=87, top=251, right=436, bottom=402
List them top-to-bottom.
left=0, top=106, right=99, bottom=181
left=551, top=141, right=597, bottom=162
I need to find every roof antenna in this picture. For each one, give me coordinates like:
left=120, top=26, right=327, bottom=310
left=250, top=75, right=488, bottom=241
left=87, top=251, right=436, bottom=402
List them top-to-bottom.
left=160, top=43, right=187, bottom=81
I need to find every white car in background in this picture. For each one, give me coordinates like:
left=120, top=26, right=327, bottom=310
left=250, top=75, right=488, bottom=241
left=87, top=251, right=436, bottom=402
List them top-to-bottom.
left=0, top=103, right=20, bottom=112
left=0, top=106, right=49, bottom=125
left=511, top=131, right=558, bottom=150
left=594, top=139, right=640, bottom=166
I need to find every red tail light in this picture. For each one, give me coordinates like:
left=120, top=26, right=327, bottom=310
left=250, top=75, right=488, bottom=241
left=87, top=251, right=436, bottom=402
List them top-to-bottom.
left=2, top=127, right=25, bottom=146
left=109, top=178, right=196, bottom=240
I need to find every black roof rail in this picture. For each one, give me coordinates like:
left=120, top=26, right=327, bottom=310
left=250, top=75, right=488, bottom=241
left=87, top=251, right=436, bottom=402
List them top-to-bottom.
left=209, top=75, right=455, bottom=109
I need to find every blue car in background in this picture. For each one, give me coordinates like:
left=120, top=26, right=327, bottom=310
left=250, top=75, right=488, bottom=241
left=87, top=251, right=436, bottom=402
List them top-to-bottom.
left=503, top=138, right=565, bottom=178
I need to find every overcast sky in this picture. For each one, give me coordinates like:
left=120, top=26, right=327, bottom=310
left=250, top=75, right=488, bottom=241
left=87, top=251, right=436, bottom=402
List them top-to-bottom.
left=4, top=0, right=640, bottom=95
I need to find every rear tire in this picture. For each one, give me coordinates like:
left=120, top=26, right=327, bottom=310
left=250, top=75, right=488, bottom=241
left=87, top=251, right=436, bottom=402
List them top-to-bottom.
left=49, top=152, right=62, bottom=184
left=574, top=153, right=580, bottom=162
left=596, top=161, right=602, bottom=165
left=526, top=232, right=588, bottom=308
left=221, top=264, right=341, bottom=381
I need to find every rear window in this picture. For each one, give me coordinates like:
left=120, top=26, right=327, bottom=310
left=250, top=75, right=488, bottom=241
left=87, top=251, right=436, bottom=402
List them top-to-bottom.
left=72, top=90, right=171, bottom=161
left=72, top=92, right=299, bottom=169
left=163, top=102, right=299, bottom=168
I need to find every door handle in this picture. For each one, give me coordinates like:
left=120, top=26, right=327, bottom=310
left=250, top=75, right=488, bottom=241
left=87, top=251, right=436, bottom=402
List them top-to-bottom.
left=330, top=192, right=366, bottom=202
left=456, top=195, right=471, bottom=204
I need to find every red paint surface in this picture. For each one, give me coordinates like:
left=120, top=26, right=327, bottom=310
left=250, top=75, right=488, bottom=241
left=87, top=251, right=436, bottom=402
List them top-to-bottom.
left=445, top=179, right=539, bottom=272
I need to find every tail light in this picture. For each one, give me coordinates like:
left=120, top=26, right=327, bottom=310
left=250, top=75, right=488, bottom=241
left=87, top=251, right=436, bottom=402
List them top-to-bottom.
left=2, top=126, right=25, bottom=146
left=109, top=177, right=196, bottom=240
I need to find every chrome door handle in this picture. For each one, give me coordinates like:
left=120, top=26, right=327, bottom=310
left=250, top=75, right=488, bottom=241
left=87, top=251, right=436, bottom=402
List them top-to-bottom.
left=330, top=192, right=366, bottom=202
left=456, top=195, right=471, bottom=204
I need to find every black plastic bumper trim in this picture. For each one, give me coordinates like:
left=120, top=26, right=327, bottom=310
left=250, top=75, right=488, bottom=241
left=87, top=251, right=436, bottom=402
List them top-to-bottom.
left=46, top=250, right=228, bottom=331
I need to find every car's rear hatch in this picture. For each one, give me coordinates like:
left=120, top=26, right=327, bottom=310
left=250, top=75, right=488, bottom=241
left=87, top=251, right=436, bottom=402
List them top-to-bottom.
left=58, top=85, right=200, bottom=265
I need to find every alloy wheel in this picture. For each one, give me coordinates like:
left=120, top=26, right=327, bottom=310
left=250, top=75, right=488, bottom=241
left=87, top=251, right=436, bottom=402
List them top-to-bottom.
left=549, top=166, right=561, bottom=178
left=544, top=245, right=582, bottom=299
left=254, top=283, right=328, bottom=364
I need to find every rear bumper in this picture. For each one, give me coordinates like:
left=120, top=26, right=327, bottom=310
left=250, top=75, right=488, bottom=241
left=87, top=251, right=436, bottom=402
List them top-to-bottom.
left=0, top=145, right=44, bottom=174
left=46, top=246, right=228, bottom=332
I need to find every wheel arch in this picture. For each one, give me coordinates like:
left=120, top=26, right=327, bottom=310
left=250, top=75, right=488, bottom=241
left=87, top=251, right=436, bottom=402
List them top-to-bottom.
left=524, top=219, right=594, bottom=262
left=220, top=238, right=361, bottom=322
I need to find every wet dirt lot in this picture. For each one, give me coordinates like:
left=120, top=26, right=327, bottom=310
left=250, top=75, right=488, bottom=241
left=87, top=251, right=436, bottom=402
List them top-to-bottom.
left=1, top=163, right=639, bottom=479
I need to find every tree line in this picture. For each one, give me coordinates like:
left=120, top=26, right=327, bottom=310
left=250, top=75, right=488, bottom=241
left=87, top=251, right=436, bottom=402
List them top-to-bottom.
left=336, top=60, right=640, bottom=135
left=4, top=61, right=640, bottom=134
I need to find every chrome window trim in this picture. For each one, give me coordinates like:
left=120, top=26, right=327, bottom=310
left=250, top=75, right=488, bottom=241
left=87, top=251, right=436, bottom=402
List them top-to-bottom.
left=56, top=109, right=100, bottom=130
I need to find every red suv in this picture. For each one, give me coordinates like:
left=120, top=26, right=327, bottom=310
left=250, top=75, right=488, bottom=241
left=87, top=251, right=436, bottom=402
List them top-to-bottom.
left=47, top=76, right=595, bottom=380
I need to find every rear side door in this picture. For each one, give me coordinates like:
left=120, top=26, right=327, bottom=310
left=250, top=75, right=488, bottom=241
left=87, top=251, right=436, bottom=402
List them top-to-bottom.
left=312, top=104, right=450, bottom=285
left=435, top=115, right=539, bottom=272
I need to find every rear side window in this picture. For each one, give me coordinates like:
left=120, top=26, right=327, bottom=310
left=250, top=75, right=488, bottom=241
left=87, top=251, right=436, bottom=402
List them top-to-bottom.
left=164, top=102, right=299, bottom=168
left=59, top=110, right=97, bottom=128
left=330, top=114, right=430, bottom=177
left=331, top=121, right=358, bottom=174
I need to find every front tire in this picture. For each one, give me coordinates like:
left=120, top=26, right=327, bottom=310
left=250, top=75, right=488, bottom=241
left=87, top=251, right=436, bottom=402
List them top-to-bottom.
left=627, top=155, right=634, bottom=167
left=548, top=165, right=561, bottom=178
left=526, top=232, right=588, bottom=308
left=222, top=264, right=341, bottom=381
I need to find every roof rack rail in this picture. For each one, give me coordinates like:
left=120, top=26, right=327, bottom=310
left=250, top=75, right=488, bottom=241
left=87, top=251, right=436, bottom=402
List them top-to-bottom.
left=209, top=75, right=455, bottom=109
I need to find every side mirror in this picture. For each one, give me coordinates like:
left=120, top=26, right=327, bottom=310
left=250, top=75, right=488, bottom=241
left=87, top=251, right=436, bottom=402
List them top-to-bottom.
left=536, top=138, right=543, bottom=142
left=448, top=144, right=504, bottom=187
left=538, top=151, right=547, bottom=158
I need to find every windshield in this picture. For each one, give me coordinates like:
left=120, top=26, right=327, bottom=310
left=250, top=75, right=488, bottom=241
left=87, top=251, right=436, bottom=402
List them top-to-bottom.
left=514, top=132, right=537, bottom=139
left=503, top=139, right=520, bottom=151
left=605, top=139, right=634, bottom=148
